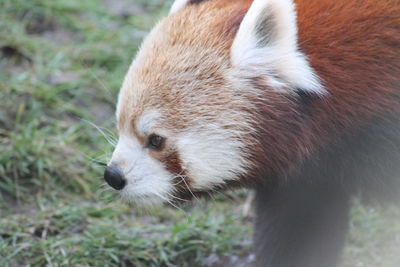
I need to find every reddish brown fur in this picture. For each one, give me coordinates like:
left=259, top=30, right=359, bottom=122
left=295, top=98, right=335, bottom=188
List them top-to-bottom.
left=117, top=0, right=399, bottom=197
left=117, top=0, right=252, bottom=132
left=155, top=0, right=400, bottom=190
left=214, top=0, right=400, bottom=179
left=148, top=146, right=192, bottom=198
left=156, top=149, right=184, bottom=175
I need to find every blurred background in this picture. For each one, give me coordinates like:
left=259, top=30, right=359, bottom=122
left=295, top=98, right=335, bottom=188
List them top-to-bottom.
left=0, top=0, right=399, bottom=266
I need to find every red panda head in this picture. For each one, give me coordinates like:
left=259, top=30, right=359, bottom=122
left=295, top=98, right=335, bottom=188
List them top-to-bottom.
left=106, top=0, right=323, bottom=205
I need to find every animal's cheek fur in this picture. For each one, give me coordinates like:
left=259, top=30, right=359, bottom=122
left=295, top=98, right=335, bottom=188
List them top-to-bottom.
left=149, top=147, right=197, bottom=199
left=151, top=149, right=185, bottom=176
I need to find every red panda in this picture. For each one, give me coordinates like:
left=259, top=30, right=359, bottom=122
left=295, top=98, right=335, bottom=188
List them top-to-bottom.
left=103, top=0, right=400, bottom=266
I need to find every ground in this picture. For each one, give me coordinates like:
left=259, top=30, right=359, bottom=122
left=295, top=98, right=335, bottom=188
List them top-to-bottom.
left=0, top=0, right=399, bottom=266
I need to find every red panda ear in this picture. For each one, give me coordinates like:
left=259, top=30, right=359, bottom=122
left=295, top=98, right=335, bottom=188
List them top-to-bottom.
left=169, top=0, right=207, bottom=14
left=231, top=0, right=324, bottom=94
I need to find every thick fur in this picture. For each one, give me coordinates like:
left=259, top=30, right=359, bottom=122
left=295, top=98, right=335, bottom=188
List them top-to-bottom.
left=108, top=0, right=400, bottom=266
left=114, top=0, right=259, bottom=199
left=242, top=0, right=400, bottom=179
left=250, top=1, right=400, bottom=265
left=254, top=115, right=400, bottom=267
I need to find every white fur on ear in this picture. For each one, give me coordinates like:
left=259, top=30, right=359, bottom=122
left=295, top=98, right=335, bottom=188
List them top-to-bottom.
left=170, top=0, right=191, bottom=14
left=231, top=0, right=324, bottom=94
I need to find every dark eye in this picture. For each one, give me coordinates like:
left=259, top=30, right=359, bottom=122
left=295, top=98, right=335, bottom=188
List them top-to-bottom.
left=147, top=134, right=165, bottom=150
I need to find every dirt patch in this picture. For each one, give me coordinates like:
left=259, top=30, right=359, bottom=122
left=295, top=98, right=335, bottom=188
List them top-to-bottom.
left=24, top=11, right=80, bottom=43
left=41, top=29, right=81, bottom=44
left=47, top=71, right=81, bottom=85
left=0, top=201, right=38, bottom=218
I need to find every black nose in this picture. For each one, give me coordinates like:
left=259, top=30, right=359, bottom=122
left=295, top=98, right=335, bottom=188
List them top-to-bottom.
left=104, top=165, right=126, bottom=190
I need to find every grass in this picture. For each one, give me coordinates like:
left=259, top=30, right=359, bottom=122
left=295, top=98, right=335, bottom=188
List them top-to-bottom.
left=0, top=0, right=399, bottom=266
left=0, top=198, right=252, bottom=266
left=342, top=202, right=400, bottom=267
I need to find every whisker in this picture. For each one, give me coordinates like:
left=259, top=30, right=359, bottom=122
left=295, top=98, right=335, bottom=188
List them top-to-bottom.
left=80, top=60, right=116, bottom=104
left=80, top=118, right=117, bottom=147
left=101, top=126, right=118, bottom=141
left=80, top=150, right=110, bottom=166
left=89, top=160, right=108, bottom=168
left=177, top=174, right=199, bottom=201
left=171, top=179, right=184, bottom=186
left=99, top=182, right=110, bottom=188
left=96, top=186, right=114, bottom=195
left=97, top=187, right=112, bottom=193
left=206, top=191, right=217, bottom=203
left=153, top=192, right=184, bottom=212
left=166, top=192, right=188, bottom=202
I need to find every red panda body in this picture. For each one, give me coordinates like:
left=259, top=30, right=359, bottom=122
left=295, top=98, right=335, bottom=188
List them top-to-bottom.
left=104, top=0, right=400, bottom=266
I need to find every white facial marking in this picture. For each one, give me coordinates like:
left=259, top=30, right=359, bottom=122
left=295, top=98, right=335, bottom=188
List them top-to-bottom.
left=231, top=0, right=324, bottom=94
left=136, top=110, right=163, bottom=137
left=177, top=125, right=250, bottom=190
left=110, top=134, right=173, bottom=206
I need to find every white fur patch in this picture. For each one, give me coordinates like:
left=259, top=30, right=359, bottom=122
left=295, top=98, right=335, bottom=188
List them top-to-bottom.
left=169, top=0, right=191, bottom=14
left=231, top=0, right=324, bottom=94
left=136, top=110, right=163, bottom=137
left=176, top=125, right=250, bottom=190
left=110, top=134, right=174, bottom=206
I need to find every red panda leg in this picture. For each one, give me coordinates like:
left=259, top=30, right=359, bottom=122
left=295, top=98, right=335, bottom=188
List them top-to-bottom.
left=254, top=180, right=350, bottom=267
